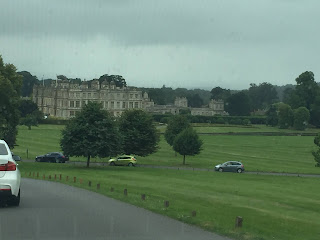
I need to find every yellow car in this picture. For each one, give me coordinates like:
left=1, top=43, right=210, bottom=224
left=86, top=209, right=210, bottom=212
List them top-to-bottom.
left=108, top=155, right=137, bottom=166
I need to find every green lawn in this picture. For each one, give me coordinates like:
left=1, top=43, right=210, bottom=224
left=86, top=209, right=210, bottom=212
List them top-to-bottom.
left=158, top=123, right=320, bottom=134
left=13, top=124, right=320, bottom=174
left=192, top=124, right=320, bottom=134
left=19, top=162, right=320, bottom=240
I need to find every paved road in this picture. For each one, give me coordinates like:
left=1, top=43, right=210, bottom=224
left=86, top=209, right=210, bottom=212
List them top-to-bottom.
left=0, top=179, right=230, bottom=240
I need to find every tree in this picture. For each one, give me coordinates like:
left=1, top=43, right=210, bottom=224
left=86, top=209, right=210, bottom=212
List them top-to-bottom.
left=0, top=55, right=22, bottom=148
left=18, top=71, right=39, bottom=97
left=286, top=71, right=320, bottom=125
left=295, top=71, right=319, bottom=110
left=98, top=74, right=127, bottom=88
left=57, top=75, right=68, bottom=81
left=248, top=82, right=278, bottom=111
left=210, top=87, right=231, bottom=101
left=225, top=91, right=251, bottom=116
left=187, top=93, right=203, bottom=107
left=310, top=96, right=320, bottom=127
left=19, top=99, right=43, bottom=130
left=60, top=102, right=122, bottom=167
left=278, top=103, right=293, bottom=129
left=266, top=104, right=278, bottom=126
left=293, top=107, right=310, bottom=130
left=118, top=110, right=160, bottom=156
left=20, top=114, right=39, bottom=130
left=164, top=115, right=191, bottom=147
left=173, top=127, right=203, bottom=165
left=312, top=134, right=320, bottom=167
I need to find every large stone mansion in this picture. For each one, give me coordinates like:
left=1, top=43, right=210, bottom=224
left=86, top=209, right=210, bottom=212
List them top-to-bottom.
left=33, top=79, right=226, bottom=118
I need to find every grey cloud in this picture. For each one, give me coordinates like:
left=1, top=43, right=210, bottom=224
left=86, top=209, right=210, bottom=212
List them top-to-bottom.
left=1, top=0, right=319, bottom=47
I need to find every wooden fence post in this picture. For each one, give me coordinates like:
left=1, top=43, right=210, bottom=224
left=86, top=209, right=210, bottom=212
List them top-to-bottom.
left=192, top=211, right=197, bottom=217
left=235, top=216, right=243, bottom=228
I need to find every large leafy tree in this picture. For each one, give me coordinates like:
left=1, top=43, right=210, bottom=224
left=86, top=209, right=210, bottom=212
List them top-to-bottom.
left=0, top=55, right=22, bottom=147
left=18, top=71, right=39, bottom=97
left=286, top=71, right=320, bottom=125
left=295, top=71, right=319, bottom=110
left=98, top=74, right=127, bottom=88
left=248, top=82, right=278, bottom=111
left=210, top=87, right=231, bottom=101
left=225, top=91, right=251, bottom=116
left=187, top=93, right=203, bottom=107
left=310, top=96, right=320, bottom=127
left=19, top=99, right=43, bottom=130
left=19, top=99, right=41, bottom=118
left=60, top=102, right=122, bottom=167
left=278, top=103, right=293, bottom=129
left=266, top=104, right=278, bottom=127
left=293, top=107, right=310, bottom=130
left=118, top=110, right=160, bottom=156
left=164, top=115, right=191, bottom=147
left=173, top=127, right=203, bottom=165
left=312, top=134, right=320, bottom=167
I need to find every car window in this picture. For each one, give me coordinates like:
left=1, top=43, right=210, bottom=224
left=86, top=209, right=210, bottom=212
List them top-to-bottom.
left=0, top=143, right=8, bottom=155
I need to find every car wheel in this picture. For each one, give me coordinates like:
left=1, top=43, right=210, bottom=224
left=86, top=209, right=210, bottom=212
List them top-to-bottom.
left=35, top=158, right=40, bottom=162
left=55, top=158, right=61, bottom=163
left=109, top=162, right=115, bottom=166
left=128, top=162, right=133, bottom=167
left=218, top=168, right=223, bottom=172
left=237, top=168, right=243, bottom=173
left=9, top=189, right=20, bottom=207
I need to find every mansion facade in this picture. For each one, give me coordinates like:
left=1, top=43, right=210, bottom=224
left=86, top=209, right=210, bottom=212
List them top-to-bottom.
left=33, top=80, right=226, bottom=119
left=33, top=80, right=154, bottom=118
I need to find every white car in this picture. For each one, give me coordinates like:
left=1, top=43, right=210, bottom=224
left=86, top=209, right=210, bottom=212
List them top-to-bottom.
left=0, top=140, right=21, bottom=206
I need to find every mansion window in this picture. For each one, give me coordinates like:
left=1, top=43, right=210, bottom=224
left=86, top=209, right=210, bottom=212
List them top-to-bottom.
left=70, top=101, right=75, bottom=108
left=76, top=101, right=80, bottom=108
left=134, top=102, right=139, bottom=108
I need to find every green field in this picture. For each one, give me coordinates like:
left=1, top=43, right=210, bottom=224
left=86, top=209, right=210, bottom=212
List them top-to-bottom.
left=159, top=123, right=320, bottom=134
left=14, top=125, right=320, bottom=174
left=19, top=163, right=320, bottom=240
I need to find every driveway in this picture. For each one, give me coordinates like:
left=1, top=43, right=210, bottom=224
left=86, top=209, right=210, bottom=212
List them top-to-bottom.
left=0, top=178, right=231, bottom=240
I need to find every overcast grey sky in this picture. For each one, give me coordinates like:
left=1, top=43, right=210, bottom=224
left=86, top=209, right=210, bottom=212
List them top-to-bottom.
left=0, top=0, right=319, bottom=90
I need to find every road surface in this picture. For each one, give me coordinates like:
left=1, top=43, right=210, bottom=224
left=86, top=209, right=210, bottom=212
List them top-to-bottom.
left=0, top=178, right=230, bottom=240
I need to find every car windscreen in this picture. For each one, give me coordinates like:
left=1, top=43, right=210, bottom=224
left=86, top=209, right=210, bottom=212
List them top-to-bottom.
left=0, top=144, right=8, bottom=155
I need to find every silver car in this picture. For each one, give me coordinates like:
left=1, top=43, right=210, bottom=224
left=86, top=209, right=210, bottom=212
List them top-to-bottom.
left=0, top=140, right=21, bottom=206
left=215, top=161, right=245, bottom=173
